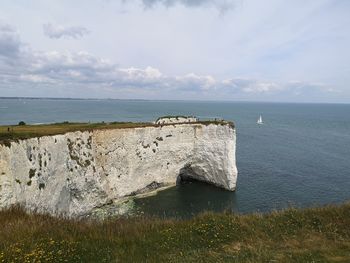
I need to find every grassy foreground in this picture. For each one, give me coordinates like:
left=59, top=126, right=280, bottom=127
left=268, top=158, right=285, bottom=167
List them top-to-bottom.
left=0, top=204, right=350, bottom=262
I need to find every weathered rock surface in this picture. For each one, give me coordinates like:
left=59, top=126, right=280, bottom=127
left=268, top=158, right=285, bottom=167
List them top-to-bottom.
left=155, top=116, right=198, bottom=125
left=0, top=120, right=237, bottom=217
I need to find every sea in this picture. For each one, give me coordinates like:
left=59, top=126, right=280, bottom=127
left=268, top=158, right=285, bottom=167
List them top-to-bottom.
left=1, top=98, right=349, bottom=218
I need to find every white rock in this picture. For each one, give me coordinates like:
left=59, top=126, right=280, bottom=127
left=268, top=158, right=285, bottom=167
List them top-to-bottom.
left=155, top=116, right=198, bottom=125
left=0, top=121, right=237, bottom=217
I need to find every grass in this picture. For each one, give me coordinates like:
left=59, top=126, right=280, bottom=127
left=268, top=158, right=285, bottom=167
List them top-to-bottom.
left=0, top=120, right=233, bottom=145
left=0, top=122, right=151, bottom=144
left=0, top=203, right=349, bottom=262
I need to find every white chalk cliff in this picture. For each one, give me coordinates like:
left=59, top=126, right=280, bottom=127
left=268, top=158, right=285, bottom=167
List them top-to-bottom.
left=155, top=116, right=198, bottom=125
left=0, top=119, right=237, bottom=217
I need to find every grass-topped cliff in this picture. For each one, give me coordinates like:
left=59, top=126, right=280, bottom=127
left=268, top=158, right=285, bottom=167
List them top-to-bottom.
left=0, top=119, right=234, bottom=145
left=0, top=122, right=150, bottom=145
left=0, top=203, right=349, bottom=262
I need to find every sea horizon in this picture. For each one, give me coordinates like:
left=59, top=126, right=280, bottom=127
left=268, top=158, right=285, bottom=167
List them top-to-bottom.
left=1, top=96, right=349, bottom=105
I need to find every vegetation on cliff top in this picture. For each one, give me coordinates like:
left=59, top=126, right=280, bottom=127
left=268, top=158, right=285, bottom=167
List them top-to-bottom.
left=0, top=119, right=234, bottom=145
left=0, top=122, right=149, bottom=146
left=0, top=203, right=349, bottom=262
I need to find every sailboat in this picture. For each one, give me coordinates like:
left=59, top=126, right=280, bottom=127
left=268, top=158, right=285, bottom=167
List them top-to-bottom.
left=257, top=115, right=263, bottom=125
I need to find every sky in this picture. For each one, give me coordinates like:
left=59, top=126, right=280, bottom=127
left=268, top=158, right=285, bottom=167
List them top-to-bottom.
left=0, top=0, right=349, bottom=102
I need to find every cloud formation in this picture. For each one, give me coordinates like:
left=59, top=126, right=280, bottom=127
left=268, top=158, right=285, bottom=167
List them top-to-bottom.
left=0, top=0, right=349, bottom=102
left=137, top=0, right=236, bottom=12
left=0, top=22, right=333, bottom=101
left=43, top=23, right=89, bottom=39
left=0, top=24, right=21, bottom=59
left=222, top=79, right=281, bottom=93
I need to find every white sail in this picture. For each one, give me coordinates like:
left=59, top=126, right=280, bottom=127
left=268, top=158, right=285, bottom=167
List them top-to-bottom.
left=257, top=115, right=263, bottom=124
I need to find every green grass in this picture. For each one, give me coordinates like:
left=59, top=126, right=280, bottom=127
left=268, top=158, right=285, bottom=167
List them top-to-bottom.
left=0, top=120, right=233, bottom=145
left=0, top=122, right=151, bottom=144
left=0, top=203, right=349, bottom=262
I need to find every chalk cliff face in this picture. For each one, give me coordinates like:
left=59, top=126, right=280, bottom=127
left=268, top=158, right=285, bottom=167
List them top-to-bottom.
left=0, top=121, right=237, bottom=217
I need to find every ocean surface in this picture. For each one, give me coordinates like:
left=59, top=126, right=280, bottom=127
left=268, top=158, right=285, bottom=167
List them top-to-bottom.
left=1, top=98, right=350, bottom=218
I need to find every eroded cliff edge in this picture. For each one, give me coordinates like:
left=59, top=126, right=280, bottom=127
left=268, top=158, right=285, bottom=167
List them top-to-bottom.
left=0, top=119, right=237, bottom=217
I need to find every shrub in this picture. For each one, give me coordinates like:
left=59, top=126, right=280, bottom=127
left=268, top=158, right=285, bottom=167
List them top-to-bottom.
left=18, top=121, right=26, bottom=126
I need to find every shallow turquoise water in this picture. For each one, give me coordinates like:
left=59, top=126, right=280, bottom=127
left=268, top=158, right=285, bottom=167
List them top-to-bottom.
left=1, top=98, right=350, bottom=217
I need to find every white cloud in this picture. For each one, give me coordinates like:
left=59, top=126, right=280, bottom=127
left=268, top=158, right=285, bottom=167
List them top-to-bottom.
left=43, top=23, right=89, bottom=39
left=119, top=66, right=163, bottom=80
left=175, top=73, right=216, bottom=91
left=19, top=74, right=53, bottom=83
left=222, top=79, right=281, bottom=93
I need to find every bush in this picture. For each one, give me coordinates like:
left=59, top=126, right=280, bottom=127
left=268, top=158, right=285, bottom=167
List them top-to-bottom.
left=18, top=121, right=26, bottom=126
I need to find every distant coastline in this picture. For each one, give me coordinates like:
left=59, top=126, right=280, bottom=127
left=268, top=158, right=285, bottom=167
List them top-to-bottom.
left=0, top=96, right=348, bottom=104
left=0, top=96, right=150, bottom=101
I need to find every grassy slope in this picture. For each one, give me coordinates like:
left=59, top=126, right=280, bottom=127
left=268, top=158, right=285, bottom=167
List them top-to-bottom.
left=0, top=204, right=349, bottom=262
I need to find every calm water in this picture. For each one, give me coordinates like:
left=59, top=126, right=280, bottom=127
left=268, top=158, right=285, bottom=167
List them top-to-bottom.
left=1, top=98, right=350, bottom=218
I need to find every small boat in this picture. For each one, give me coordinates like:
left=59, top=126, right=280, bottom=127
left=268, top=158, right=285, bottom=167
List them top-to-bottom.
left=257, top=115, right=263, bottom=125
